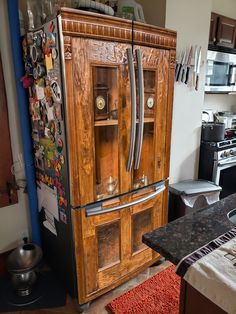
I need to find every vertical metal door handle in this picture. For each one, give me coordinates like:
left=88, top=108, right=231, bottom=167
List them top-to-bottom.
left=126, top=48, right=137, bottom=172
left=134, top=48, right=144, bottom=170
left=229, top=65, right=236, bottom=85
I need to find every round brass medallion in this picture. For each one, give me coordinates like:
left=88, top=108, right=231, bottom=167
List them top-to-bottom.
left=96, top=96, right=106, bottom=110
left=147, top=96, right=154, bottom=109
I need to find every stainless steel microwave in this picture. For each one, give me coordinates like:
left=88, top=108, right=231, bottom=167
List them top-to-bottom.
left=205, top=50, right=236, bottom=93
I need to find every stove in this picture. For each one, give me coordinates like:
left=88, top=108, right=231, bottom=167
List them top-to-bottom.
left=199, top=136, right=236, bottom=198
left=201, top=137, right=236, bottom=160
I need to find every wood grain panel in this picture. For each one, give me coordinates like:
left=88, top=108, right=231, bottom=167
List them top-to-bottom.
left=61, top=9, right=176, bottom=50
left=64, top=37, right=80, bottom=206
left=71, top=38, right=95, bottom=206
left=164, top=49, right=175, bottom=180
left=156, top=50, right=169, bottom=181
left=132, top=208, right=152, bottom=253
left=97, top=220, right=120, bottom=269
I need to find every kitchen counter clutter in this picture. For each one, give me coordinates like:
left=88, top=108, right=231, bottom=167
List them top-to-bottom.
left=143, top=193, right=236, bottom=265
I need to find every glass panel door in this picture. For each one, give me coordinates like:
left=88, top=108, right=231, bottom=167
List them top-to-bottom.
left=72, top=38, right=133, bottom=206
left=133, top=47, right=169, bottom=189
left=93, top=66, right=119, bottom=201
left=133, top=70, right=156, bottom=189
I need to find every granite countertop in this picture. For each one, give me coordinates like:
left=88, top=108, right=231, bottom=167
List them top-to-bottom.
left=143, top=193, right=236, bottom=265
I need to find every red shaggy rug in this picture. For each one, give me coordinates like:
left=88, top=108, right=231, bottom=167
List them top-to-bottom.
left=106, top=265, right=180, bottom=314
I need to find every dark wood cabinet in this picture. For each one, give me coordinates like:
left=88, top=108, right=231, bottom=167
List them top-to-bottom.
left=209, top=12, right=236, bottom=48
left=209, top=12, right=218, bottom=45
left=217, top=15, right=236, bottom=48
left=180, top=279, right=226, bottom=314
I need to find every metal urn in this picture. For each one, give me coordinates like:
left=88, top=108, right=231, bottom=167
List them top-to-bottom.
left=7, top=241, right=42, bottom=297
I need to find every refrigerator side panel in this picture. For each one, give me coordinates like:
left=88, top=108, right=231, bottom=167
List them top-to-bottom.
left=22, top=16, right=77, bottom=298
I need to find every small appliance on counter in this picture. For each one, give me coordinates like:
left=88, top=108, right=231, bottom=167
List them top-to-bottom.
left=205, top=50, right=236, bottom=94
left=202, top=109, right=214, bottom=123
left=215, top=111, right=236, bottom=129
left=201, top=122, right=225, bottom=142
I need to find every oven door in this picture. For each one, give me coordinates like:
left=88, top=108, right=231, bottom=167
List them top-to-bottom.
left=213, top=158, right=236, bottom=198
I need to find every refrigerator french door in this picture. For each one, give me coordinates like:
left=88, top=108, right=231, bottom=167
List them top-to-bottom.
left=66, top=39, right=170, bottom=208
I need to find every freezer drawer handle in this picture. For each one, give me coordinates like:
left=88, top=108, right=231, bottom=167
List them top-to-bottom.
left=126, top=47, right=137, bottom=172
left=134, top=48, right=144, bottom=170
left=85, top=182, right=165, bottom=216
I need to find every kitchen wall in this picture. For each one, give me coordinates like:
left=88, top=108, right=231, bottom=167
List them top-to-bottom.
left=0, top=0, right=30, bottom=253
left=137, top=0, right=166, bottom=27
left=139, top=0, right=212, bottom=183
left=140, top=0, right=236, bottom=183
left=165, top=0, right=212, bottom=183
left=212, top=0, right=236, bottom=19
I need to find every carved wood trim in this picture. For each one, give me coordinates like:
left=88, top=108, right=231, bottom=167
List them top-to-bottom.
left=61, top=8, right=176, bottom=50
left=64, top=36, right=72, bottom=60
left=170, top=50, right=176, bottom=68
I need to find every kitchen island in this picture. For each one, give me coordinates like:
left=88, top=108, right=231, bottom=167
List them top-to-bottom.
left=143, top=193, right=236, bottom=314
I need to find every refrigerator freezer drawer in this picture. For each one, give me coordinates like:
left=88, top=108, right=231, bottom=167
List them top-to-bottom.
left=85, top=181, right=166, bottom=216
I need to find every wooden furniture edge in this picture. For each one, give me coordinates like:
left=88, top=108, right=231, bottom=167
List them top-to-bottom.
left=60, top=8, right=176, bottom=50
left=180, top=279, right=227, bottom=314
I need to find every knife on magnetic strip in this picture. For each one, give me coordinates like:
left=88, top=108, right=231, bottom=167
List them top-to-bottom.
left=184, top=46, right=193, bottom=84
left=195, top=46, right=202, bottom=91
left=180, top=48, right=188, bottom=82
left=175, top=50, right=186, bottom=82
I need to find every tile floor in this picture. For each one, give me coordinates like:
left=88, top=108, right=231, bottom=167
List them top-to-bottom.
left=2, top=260, right=172, bottom=314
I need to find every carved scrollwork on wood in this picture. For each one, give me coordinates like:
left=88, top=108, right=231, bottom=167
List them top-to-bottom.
left=61, top=10, right=176, bottom=50
left=88, top=41, right=128, bottom=63
left=139, top=47, right=160, bottom=67
left=169, top=51, right=176, bottom=69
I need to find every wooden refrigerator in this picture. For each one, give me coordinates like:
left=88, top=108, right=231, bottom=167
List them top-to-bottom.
left=22, top=8, right=176, bottom=310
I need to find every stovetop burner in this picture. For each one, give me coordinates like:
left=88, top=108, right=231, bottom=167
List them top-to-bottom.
left=201, top=131, right=236, bottom=150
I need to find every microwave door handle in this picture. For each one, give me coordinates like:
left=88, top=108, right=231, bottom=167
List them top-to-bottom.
left=126, top=48, right=137, bottom=172
left=134, top=48, right=144, bottom=170
left=229, top=65, right=236, bottom=85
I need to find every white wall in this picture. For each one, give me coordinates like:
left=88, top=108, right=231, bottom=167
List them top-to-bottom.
left=0, top=0, right=30, bottom=253
left=136, top=0, right=166, bottom=27
left=139, top=0, right=213, bottom=183
left=165, top=0, right=212, bottom=183
left=212, top=0, right=236, bottom=19
left=204, top=94, right=236, bottom=113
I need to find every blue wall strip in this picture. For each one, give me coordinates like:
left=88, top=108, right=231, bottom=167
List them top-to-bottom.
left=7, top=0, right=41, bottom=245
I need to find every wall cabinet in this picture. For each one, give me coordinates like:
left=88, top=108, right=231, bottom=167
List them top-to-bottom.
left=209, top=12, right=236, bottom=48
left=209, top=12, right=218, bottom=45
